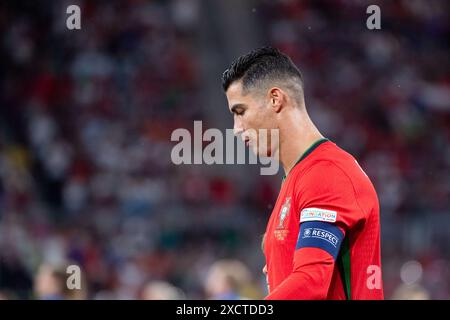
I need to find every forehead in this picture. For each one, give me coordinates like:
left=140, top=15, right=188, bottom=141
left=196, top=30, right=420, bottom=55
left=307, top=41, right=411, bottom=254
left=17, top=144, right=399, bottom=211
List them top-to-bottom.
left=226, top=81, right=257, bottom=109
left=226, top=81, right=245, bottom=100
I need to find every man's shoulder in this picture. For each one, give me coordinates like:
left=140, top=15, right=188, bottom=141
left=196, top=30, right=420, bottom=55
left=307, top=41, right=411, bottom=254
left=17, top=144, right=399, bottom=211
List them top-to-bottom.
left=291, top=141, right=373, bottom=192
left=292, top=141, right=355, bottom=177
left=311, top=141, right=356, bottom=166
left=290, top=142, right=378, bottom=222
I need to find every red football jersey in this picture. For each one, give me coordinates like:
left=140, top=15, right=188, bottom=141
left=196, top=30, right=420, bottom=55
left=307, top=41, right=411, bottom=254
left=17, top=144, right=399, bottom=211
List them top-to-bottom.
left=264, top=139, right=383, bottom=300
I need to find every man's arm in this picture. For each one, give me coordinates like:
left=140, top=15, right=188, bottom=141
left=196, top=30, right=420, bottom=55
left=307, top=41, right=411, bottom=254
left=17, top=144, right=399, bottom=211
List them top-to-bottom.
left=265, top=232, right=343, bottom=300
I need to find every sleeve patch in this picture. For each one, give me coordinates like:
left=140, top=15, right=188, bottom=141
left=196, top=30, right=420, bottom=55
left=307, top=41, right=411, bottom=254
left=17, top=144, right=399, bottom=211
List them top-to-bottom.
left=300, top=207, right=337, bottom=223
left=296, top=221, right=344, bottom=260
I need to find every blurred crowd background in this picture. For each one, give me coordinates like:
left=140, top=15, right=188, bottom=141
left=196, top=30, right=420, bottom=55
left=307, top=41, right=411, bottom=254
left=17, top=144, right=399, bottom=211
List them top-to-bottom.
left=0, top=0, right=449, bottom=300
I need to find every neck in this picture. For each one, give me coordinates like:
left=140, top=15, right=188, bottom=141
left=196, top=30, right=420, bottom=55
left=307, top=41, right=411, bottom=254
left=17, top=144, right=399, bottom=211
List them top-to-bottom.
left=278, top=109, right=324, bottom=175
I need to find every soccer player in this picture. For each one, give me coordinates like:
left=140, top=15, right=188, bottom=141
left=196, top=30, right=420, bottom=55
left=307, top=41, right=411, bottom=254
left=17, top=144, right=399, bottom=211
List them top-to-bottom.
left=222, top=47, right=383, bottom=300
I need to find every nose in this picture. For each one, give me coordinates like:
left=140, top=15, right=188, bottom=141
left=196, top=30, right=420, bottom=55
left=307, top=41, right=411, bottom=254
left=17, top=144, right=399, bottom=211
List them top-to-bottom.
left=233, top=117, right=244, bottom=136
left=262, top=265, right=267, bottom=275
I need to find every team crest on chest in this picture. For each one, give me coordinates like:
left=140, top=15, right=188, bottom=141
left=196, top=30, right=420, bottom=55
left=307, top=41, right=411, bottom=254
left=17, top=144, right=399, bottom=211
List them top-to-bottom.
left=274, top=197, right=291, bottom=240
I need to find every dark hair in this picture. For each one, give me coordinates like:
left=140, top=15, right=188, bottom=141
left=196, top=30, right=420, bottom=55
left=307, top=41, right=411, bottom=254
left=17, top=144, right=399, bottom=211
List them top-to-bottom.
left=222, top=46, right=303, bottom=93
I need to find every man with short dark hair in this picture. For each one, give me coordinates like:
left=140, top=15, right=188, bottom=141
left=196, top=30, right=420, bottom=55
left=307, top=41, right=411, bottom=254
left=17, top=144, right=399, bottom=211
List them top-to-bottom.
left=222, top=47, right=383, bottom=300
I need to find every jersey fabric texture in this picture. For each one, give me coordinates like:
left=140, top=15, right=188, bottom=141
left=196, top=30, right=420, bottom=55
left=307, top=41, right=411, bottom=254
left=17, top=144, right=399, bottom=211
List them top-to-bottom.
left=264, top=139, right=383, bottom=300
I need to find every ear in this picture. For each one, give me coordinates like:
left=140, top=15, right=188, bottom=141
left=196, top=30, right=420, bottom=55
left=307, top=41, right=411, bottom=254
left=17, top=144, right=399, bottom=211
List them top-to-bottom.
left=268, top=87, right=284, bottom=113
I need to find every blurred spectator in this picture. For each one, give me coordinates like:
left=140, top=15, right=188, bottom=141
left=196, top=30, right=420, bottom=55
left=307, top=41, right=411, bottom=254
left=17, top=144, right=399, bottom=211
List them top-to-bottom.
left=204, top=259, right=258, bottom=300
left=34, top=262, right=87, bottom=300
left=34, top=263, right=67, bottom=300
left=141, top=281, right=185, bottom=300
left=391, top=284, right=430, bottom=300
left=0, top=290, right=15, bottom=300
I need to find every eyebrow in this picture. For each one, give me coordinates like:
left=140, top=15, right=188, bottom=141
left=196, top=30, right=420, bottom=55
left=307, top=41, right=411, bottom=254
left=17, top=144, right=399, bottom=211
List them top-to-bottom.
left=230, top=103, right=246, bottom=114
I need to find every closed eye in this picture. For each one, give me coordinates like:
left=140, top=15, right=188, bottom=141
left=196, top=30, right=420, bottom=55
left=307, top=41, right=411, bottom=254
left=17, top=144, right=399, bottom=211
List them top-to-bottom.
left=230, top=103, right=246, bottom=116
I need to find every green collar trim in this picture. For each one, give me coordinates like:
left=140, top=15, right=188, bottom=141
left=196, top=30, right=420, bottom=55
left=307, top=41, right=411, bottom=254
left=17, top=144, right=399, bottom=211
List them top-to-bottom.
left=282, top=138, right=329, bottom=182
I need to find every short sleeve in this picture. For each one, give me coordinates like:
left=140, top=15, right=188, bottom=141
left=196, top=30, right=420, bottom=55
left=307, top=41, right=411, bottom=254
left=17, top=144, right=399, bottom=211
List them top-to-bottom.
left=294, top=160, right=365, bottom=232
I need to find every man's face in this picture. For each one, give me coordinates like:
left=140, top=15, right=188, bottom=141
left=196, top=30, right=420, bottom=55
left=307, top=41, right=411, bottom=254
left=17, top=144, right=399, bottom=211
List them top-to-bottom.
left=226, top=80, right=278, bottom=157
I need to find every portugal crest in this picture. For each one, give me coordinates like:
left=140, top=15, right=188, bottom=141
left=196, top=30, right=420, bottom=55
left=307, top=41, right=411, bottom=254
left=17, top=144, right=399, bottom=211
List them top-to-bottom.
left=277, top=197, right=291, bottom=229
